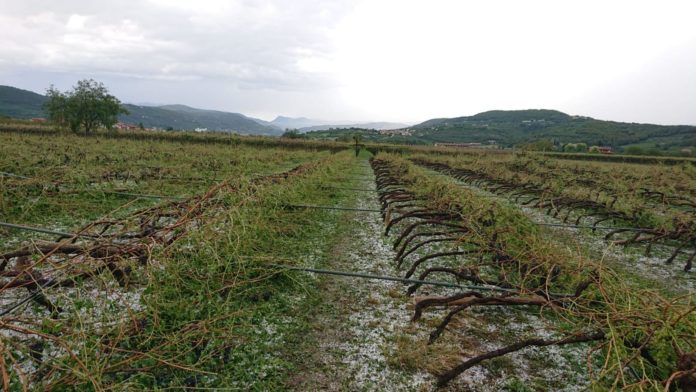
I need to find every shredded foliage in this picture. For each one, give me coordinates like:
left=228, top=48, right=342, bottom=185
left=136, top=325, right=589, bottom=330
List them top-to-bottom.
left=373, top=153, right=695, bottom=390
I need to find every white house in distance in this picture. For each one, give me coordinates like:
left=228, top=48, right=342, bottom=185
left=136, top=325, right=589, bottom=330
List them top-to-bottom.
left=114, top=122, right=137, bottom=130
left=378, top=128, right=413, bottom=136
left=434, top=142, right=482, bottom=148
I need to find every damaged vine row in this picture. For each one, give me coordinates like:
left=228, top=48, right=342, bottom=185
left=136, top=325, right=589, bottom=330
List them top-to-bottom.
left=370, top=154, right=696, bottom=390
left=411, top=156, right=696, bottom=271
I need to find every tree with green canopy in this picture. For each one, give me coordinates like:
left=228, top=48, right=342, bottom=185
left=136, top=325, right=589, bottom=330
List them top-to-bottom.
left=44, top=79, right=128, bottom=133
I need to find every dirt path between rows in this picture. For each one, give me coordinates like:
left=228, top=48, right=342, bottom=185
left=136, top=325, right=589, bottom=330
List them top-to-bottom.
left=286, top=159, right=430, bottom=391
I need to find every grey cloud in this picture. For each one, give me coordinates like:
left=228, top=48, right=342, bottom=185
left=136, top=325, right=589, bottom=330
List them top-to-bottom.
left=0, top=0, right=352, bottom=92
left=2, top=0, right=695, bottom=124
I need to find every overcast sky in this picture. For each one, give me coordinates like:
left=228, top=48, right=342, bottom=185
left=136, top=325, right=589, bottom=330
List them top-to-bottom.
left=1, top=0, right=695, bottom=124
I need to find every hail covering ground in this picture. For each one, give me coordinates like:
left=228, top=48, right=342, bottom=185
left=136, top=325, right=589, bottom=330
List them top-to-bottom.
left=1, top=129, right=695, bottom=390
left=287, top=161, right=431, bottom=390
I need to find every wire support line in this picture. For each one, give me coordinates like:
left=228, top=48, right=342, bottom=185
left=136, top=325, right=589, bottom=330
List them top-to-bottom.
left=0, top=171, right=32, bottom=179
left=0, top=171, right=222, bottom=185
left=1, top=171, right=187, bottom=200
left=335, top=176, right=374, bottom=180
left=320, top=186, right=377, bottom=192
left=35, top=188, right=185, bottom=201
left=94, top=191, right=185, bottom=200
left=282, top=204, right=654, bottom=232
left=283, top=204, right=381, bottom=213
left=0, top=221, right=98, bottom=239
left=535, top=222, right=649, bottom=232
left=263, top=263, right=573, bottom=298
left=0, top=279, right=58, bottom=317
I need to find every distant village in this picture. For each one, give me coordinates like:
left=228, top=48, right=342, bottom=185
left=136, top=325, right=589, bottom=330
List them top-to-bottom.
left=377, top=128, right=413, bottom=136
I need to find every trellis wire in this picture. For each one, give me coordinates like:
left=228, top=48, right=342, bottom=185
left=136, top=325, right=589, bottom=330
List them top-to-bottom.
left=0, top=171, right=31, bottom=179
left=282, top=204, right=652, bottom=232
left=0, top=221, right=97, bottom=239
left=263, top=263, right=572, bottom=297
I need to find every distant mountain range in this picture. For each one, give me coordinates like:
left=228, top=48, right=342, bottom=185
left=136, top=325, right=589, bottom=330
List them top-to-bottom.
left=0, top=85, right=407, bottom=135
left=0, top=85, right=281, bottom=135
left=269, top=116, right=409, bottom=132
left=270, top=116, right=329, bottom=130
left=297, top=122, right=410, bottom=132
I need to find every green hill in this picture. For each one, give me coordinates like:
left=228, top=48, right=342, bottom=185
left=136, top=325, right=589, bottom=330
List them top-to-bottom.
left=0, top=85, right=47, bottom=118
left=120, top=104, right=281, bottom=135
left=304, top=109, right=695, bottom=155
left=411, top=109, right=696, bottom=152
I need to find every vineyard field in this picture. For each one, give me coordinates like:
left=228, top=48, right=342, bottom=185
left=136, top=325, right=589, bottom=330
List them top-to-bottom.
left=0, top=129, right=694, bottom=391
